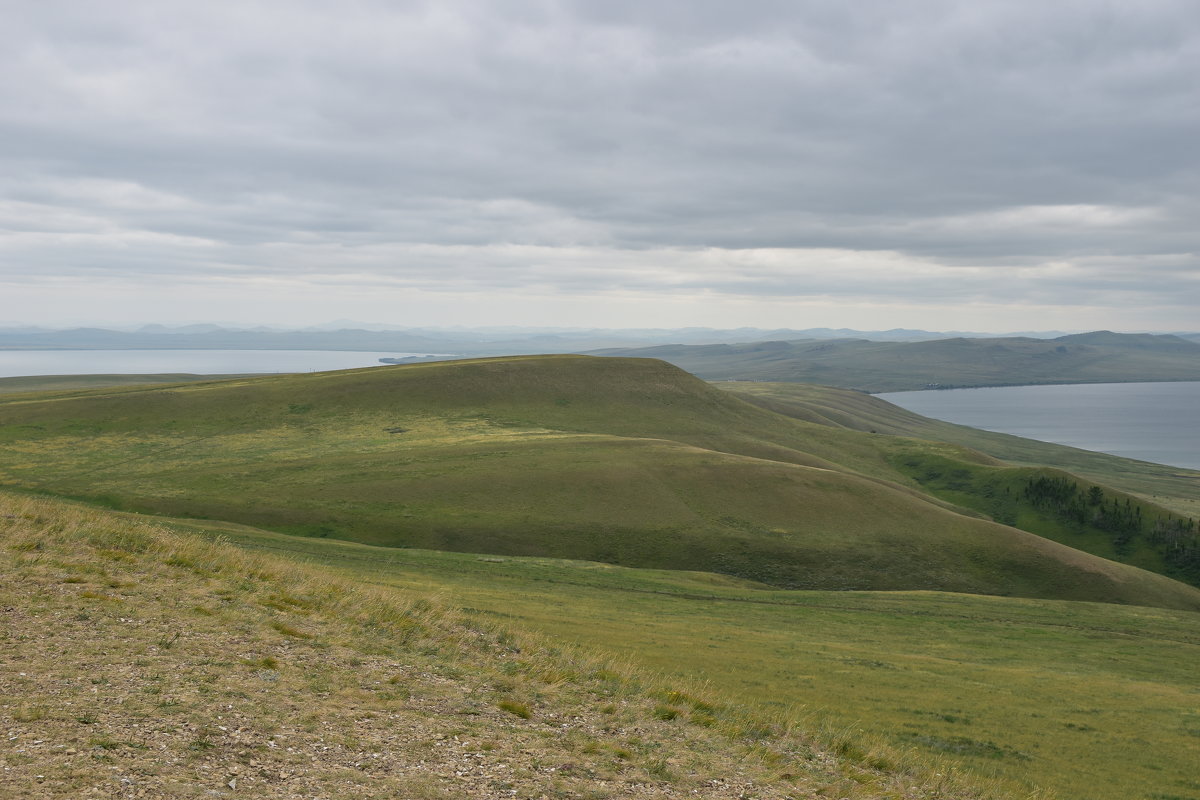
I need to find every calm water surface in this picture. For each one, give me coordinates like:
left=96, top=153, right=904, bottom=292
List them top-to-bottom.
left=0, top=349, right=431, bottom=378
left=878, top=382, right=1200, bottom=471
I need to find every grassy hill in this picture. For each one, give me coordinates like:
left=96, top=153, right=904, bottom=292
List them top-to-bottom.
left=591, top=331, right=1200, bottom=391
left=2, top=356, right=1199, bottom=609
left=7, top=360, right=1200, bottom=800
left=0, top=373, right=257, bottom=395
left=717, top=381, right=1200, bottom=515
left=720, top=381, right=1200, bottom=585
left=7, top=491, right=1007, bottom=800
left=9, top=491, right=1199, bottom=800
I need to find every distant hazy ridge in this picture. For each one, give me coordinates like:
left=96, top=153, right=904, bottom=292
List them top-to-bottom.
left=591, top=331, right=1200, bottom=392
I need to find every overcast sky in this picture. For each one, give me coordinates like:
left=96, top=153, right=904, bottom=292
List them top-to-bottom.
left=2, top=0, right=1198, bottom=331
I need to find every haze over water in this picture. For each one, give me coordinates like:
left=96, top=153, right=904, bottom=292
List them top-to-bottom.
left=0, top=350, right=416, bottom=378
left=879, top=382, right=1200, bottom=471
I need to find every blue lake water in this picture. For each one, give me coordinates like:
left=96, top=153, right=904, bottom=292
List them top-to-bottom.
left=0, top=349, right=430, bottom=378
left=878, top=382, right=1200, bottom=471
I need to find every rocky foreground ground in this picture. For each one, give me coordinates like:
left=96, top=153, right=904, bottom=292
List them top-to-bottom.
left=1, top=496, right=992, bottom=799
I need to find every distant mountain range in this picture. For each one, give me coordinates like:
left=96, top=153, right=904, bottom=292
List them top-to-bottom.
left=6, top=323, right=1198, bottom=354
left=3, top=326, right=1199, bottom=390
left=590, top=331, right=1200, bottom=392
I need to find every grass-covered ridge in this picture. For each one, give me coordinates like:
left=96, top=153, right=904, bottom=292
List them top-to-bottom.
left=593, top=331, right=1200, bottom=391
left=2, top=356, right=1199, bottom=609
left=0, top=373, right=257, bottom=395
left=719, top=381, right=1200, bottom=575
left=888, top=455, right=1200, bottom=584
left=1, top=491, right=1005, bottom=799
left=19, top=493, right=1200, bottom=800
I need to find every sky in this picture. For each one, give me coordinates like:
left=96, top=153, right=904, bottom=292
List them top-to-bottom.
left=2, top=0, right=1198, bottom=332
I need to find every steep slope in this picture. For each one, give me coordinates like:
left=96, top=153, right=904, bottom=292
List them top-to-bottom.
left=591, top=332, right=1200, bottom=391
left=2, top=356, right=1198, bottom=608
left=717, top=380, right=1200, bottom=517
left=721, top=381, right=1200, bottom=584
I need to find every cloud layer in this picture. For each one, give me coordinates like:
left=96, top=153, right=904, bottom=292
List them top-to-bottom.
left=2, top=1, right=1198, bottom=329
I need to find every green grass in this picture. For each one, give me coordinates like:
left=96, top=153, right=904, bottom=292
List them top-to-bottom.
left=1, top=356, right=1197, bottom=609
left=5, top=357, right=1200, bottom=796
left=0, top=373, right=257, bottom=395
left=717, top=379, right=1200, bottom=583
left=717, top=380, right=1200, bottom=518
left=883, top=452, right=1199, bottom=584
left=1, top=490, right=1007, bottom=800
left=146, top=509, right=1200, bottom=800
left=496, top=699, right=533, bottom=719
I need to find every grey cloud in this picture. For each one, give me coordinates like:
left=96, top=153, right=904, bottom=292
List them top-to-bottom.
left=1, top=0, right=1198, bottom=323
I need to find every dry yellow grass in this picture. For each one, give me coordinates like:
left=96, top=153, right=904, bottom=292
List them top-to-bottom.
left=0, top=492, right=1007, bottom=799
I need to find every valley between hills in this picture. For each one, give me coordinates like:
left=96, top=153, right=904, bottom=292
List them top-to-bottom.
left=3, top=355, right=1200, bottom=799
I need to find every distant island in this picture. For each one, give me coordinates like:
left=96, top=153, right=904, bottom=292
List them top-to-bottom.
left=378, top=355, right=452, bottom=364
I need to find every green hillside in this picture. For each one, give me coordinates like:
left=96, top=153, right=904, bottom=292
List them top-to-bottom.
left=592, top=331, right=1200, bottom=391
left=1, top=356, right=1198, bottom=610
left=0, top=373, right=257, bottom=395
left=718, top=381, right=1200, bottom=516
left=720, top=381, right=1200, bottom=584
left=8, top=491, right=1000, bottom=800
left=16, top=492, right=1199, bottom=800
left=230, top=520, right=1200, bottom=800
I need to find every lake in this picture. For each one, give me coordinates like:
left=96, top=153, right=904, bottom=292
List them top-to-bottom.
left=0, top=349, right=433, bottom=378
left=878, top=382, right=1200, bottom=471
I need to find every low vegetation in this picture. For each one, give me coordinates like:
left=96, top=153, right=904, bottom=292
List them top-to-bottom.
left=1, top=356, right=1197, bottom=609
left=5, top=357, right=1200, bottom=799
left=0, top=373, right=253, bottom=395
left=717, top=380, right=1200, bottom=517
left=720, top=380, right=1200, bottom=576
left=888, top=456, right=1200, bottom=584
left=2, top=491, right=1003, bottom=799
left=53, top=496, right=1200, bottom=800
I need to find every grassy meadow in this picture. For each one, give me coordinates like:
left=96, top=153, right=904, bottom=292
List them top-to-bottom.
left=1, top=356, right=1196, bottom=608
left=4, top=358, right=1200, bottom=799
left=0, top=373, right=256, bottom=395
left=717, top=380, right=1200, bottom=518
left=719, top=381, right=1200, bottom=586
left=3, top=491, right=1023, bottom=800
left=137, top=510, right=1200, bottom=800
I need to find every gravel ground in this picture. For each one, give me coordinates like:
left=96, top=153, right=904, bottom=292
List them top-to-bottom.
left=0, top=498, right=988, bottom=800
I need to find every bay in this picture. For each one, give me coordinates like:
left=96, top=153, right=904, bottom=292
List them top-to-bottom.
left=0, top=349, right=434, bottom=378
left=878, top=382, right=1200, bottom=471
